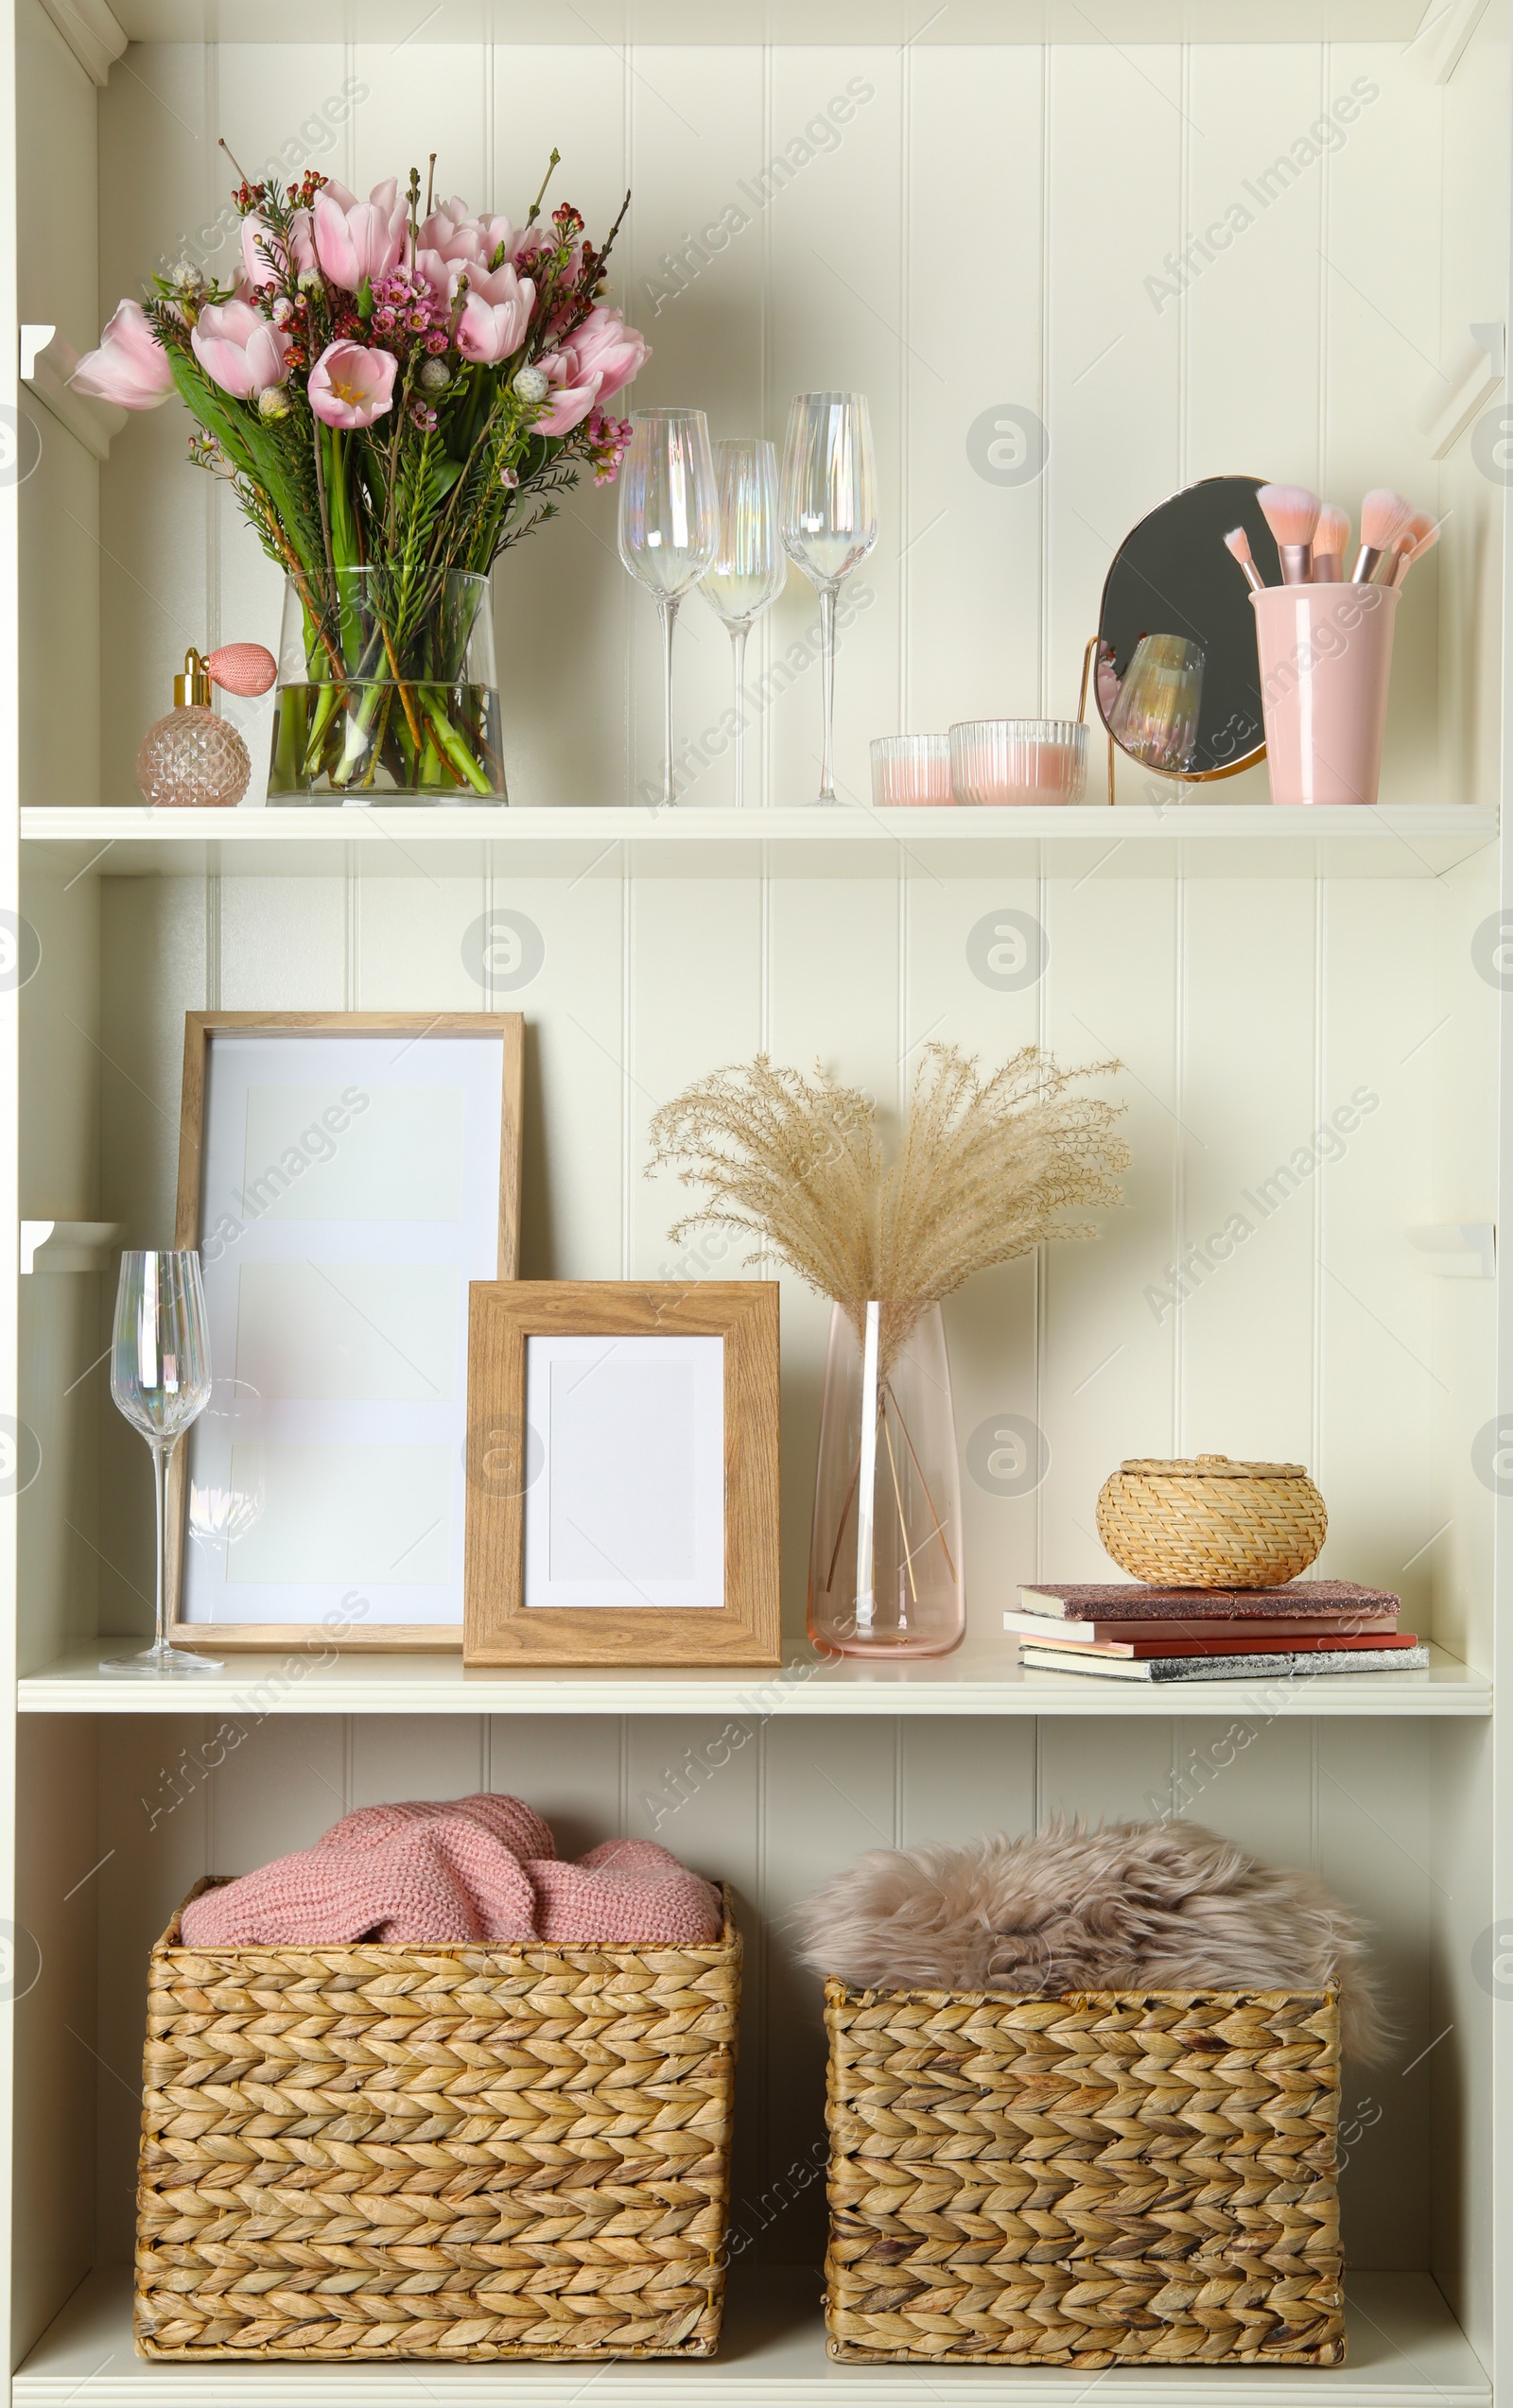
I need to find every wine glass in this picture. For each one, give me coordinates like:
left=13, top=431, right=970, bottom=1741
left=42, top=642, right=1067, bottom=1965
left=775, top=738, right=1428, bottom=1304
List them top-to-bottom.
left=779, top=392, right=878, bottom=804
left=617, top=408, right=719, bottom=807
left=700, top=439, right=786, bottom=809
left=103, top=1250, right=221, bottom=1675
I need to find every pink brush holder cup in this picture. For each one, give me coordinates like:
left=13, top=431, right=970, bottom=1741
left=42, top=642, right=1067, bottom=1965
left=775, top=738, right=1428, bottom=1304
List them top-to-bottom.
left=1251, top=583, right=1398, bottom=807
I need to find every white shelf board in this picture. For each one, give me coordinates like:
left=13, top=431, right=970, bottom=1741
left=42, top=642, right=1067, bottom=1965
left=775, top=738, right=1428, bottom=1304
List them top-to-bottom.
left=104, top=3, right=1432, bottom=45
left=18, top=804, right=1498, bottom=883
left=16, top=1637, right=1489, bottom=1717
left=12, top=2267, right=1488, bottom=2405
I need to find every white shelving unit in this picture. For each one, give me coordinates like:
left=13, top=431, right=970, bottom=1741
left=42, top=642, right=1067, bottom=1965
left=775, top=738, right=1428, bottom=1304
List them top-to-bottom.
left=4, top=0, right=1510, bottom=2401
left=14, top=1638, right=1494, bottom=1717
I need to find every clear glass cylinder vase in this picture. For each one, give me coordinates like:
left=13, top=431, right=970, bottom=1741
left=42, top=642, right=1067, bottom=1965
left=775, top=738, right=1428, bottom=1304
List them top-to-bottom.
left=268, top=567, right=505, bottom=804
left=807, top=1300, right=965, bottom=1658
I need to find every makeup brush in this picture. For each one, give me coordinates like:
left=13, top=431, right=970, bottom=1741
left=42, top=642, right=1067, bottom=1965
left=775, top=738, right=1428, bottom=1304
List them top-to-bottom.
left=1257, top=483, right=1322, bottom=584
left=1350, top=488, right=1413, bottom=585
left=1310, top=504, right=1350, bottom=582
left=1390, top=511, right=1439, bottom=587
left=1224, top=527, right=1266, bottom=593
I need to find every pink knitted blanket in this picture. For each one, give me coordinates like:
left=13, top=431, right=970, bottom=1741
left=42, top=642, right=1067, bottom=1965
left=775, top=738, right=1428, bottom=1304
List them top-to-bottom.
left=178, top=1794, right=722, bottom=1949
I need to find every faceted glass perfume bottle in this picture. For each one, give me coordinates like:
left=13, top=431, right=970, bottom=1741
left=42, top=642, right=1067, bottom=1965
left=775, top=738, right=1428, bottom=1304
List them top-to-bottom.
left=136, top=649, right=252, bottom=807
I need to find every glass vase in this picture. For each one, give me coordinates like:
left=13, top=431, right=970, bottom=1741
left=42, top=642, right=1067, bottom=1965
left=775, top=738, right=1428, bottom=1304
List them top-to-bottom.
left=268, top=567, right=505, bottom=804
left=807, top=1300, right=965, bottom=1658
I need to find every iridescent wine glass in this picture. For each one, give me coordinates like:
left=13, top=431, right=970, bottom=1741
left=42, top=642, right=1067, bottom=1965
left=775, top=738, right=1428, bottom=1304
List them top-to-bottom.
left=779, top=391, right=878, bottom=803
left=617, top=408, right=719, bottom=806
left=700, top=439, right=786, bottom=808
left=102, top=1250, right=221, bottom=1674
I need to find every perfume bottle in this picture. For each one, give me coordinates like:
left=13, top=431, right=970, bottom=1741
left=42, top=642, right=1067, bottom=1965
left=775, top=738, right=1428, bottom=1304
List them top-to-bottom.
left=135, top=644, right=275, bottom=807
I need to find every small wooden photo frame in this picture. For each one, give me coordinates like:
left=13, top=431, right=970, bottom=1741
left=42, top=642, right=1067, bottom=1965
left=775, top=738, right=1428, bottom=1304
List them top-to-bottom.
left=171, top=1012, right=523, bottom=1651
left=463, top=1282, right=780, bottom=1667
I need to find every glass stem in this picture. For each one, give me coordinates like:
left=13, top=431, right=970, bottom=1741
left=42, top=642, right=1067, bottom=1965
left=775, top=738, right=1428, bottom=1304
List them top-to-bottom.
left=818, top=583, right=838, bottom=804
left=658, top=595, right=681, bottom=807
left=730, top=623, right=750, bottom=808
left=152, top=1437, right=173, bottom=1654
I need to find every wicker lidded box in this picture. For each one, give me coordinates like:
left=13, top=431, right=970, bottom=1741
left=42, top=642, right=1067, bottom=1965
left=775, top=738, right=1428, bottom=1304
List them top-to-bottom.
left=1096, top=1453, right=1328, bottom=1588
left=134, top=1879, right=740, bottom=2363
left=823, top=1978, right=1345, bottom=2367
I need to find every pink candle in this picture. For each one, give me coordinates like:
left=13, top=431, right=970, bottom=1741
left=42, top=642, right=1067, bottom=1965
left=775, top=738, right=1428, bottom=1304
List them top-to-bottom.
left=870, top=735, right=953, bottom=806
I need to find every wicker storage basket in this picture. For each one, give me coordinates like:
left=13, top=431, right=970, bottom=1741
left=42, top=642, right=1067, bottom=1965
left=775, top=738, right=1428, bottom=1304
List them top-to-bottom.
left=1096, top=1453, right=1327, bottom=1587
left=134, top=1879, right=740, bottom=2363
left=824, top=1980, right=1344, bottom=2367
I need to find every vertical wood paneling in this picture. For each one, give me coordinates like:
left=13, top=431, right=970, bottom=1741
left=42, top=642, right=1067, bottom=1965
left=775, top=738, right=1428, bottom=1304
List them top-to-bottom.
left=491, top=46, right=630, bottom=808
left=1045, top=47, right=1182, bottom=736
left=765, top=48, right=902, bottom=809
left=906, top=48, right=1046, bottom=728
left=1039, top=876, right=1179, bottom=1579
left=631, top=877, right=763, bottom=1275
left=1320, top=880, right=1437, bottom=1615
left=1178, top=881, right=1317, bottom=1460
left=349, top=1714, right=485, bottom=1804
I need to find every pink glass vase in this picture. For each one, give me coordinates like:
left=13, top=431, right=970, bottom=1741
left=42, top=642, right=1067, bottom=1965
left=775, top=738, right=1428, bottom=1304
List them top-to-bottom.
left=807, top=1300, right=965, bottom=1658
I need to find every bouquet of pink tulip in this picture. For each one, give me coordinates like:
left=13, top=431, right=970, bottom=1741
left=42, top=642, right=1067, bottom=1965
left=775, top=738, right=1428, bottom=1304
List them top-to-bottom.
left=74, top=152, right=649, bottom=798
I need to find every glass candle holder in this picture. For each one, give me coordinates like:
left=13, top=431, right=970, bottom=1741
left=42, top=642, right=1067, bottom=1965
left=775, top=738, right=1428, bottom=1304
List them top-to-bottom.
left=1107, top=634, right=1206, bottom=773
left=948, top=719, right=1088, bottom=805
left=870, top=734, right=952, bottom=806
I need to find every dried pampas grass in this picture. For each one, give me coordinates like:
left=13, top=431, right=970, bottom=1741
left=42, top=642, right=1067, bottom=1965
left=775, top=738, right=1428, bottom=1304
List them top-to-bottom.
left=647, top=1043, right=1128, bottom=1363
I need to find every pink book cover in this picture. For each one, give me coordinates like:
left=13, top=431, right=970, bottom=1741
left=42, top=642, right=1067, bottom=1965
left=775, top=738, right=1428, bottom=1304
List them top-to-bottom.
left=1018, top=1578, right=1400, bottom=1622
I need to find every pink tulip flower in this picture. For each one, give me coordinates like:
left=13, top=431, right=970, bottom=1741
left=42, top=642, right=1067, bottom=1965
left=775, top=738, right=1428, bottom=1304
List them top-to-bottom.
left=313, top=178, right=409, bottom=292
left=420, top=196, right=480, bottom=263
left=242, top=208, right=317, bottom=290
left=455, top=263, right=535, bottom=364
left=69, top=298, right=176, bottom=409
left=191, top=299, right=292, bottom=399
left=564, top=305, right=649, bottom=402
left=307, top=339, right=397, bottom=428
left=530, top=348, right=600, bottom=438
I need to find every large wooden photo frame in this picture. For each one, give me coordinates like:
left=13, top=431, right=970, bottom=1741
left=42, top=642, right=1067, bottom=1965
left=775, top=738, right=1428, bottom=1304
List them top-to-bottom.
left=169, top=1012, right=523, bottom=1651
left=464, top=1282, right=780, bottom=1667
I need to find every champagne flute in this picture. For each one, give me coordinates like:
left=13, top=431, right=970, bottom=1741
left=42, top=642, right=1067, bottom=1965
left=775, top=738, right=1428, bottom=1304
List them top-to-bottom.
left=779, top=392, right=878, bottom=804
left=617, top=408, right=719, bottom=807
left=700, top=439, right=786, bottom=808
left=103, top=1250, right=221, bottom=1674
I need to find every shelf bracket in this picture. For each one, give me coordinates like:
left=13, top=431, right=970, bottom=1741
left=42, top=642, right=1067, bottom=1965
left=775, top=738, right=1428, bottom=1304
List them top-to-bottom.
left=36, top=0, right=127, bottom=85
left=1417, top=322, right=1505, bottom=459
left=20, top=325, right=125, bottom=462
left=21, top=1221, right=121, bottom=1275
left=1409, top=1222, right=1496, bottom=1279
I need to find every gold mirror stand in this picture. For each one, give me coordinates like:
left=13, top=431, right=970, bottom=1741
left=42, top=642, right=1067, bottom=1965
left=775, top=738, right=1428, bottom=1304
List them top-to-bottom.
left=1079, top=635, right=1116, bottom=806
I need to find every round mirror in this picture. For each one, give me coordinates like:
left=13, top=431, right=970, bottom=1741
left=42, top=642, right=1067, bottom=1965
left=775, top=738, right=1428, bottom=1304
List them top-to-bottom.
left=1096, top=475, right=1279, bottom=782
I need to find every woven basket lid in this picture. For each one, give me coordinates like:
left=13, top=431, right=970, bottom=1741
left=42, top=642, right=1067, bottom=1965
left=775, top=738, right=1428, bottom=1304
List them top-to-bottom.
left=1113, top=1453, right=1311, bottom=1480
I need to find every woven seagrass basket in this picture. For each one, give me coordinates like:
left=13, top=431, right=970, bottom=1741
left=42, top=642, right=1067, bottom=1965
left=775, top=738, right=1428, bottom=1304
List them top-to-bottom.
left=1096, top=1453, right=1327, bottom=1587
left=134, top=1879, right=740, bottom=2363
left=824, top=1980, right=1345, bottom=2367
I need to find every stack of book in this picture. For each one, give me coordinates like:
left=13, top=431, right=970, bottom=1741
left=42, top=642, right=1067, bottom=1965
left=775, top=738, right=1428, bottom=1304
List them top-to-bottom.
left=1004, top=1580, right=1429, bottom=1683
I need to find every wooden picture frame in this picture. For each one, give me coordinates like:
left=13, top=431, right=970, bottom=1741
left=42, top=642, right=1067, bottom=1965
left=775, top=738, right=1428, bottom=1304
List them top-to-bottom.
left=170, top=1011, right=523, bottom=1651
left=463, top=1282, right=780, bottom=1667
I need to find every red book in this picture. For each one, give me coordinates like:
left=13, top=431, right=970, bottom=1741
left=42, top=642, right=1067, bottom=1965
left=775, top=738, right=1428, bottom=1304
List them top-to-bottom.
left=1017, top=1578, right=1400, bottom=1623
left=1003, top=1610, right=1397, bottom=1647
left=1018, top=1629, right=1420, bottom=1662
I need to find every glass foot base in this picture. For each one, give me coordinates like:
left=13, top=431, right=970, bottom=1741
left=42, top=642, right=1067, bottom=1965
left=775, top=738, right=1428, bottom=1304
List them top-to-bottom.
left=99, top=1642, right=224, bottom=1676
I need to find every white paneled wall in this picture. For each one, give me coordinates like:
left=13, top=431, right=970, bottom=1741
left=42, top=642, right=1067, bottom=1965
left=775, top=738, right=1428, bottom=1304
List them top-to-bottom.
left=75, top=34, right=1504, bottom=817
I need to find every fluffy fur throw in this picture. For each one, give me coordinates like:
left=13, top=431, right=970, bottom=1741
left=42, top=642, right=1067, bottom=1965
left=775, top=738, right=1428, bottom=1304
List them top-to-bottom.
left=795, top=1818, right=1383, bottom=2061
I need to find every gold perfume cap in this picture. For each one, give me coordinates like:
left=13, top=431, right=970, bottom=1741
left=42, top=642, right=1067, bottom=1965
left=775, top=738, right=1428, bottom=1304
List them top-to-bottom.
left=173, top=648, right=213, bottom=708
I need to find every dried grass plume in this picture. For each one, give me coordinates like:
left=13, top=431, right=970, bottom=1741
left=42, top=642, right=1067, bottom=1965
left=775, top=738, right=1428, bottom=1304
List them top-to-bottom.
left=647, top=1044, right=1128, bottom=1361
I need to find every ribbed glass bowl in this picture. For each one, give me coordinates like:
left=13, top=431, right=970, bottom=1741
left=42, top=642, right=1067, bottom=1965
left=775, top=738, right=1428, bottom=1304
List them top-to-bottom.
left=948, top=718, right=1087, bottom=806
left=869, top=734, right=952, bottom=806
